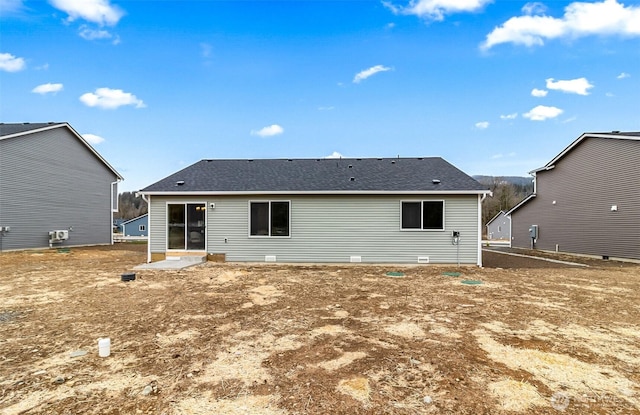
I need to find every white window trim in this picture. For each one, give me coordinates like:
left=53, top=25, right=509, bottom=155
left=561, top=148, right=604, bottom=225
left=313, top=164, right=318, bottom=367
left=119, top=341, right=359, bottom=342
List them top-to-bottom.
left=111, top=182, right=119, bottom=212
left=400, top=199, right=446, bottom=231
left=248, top=200, right=292, bottom=238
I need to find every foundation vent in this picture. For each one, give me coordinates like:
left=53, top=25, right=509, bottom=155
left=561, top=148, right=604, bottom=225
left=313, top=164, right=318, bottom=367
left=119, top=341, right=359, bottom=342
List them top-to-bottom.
left=265, top=255, right=277, bottom=262
left=350, top=256, right=362, bottom=263
left=417, top=256, right=430, bottom=264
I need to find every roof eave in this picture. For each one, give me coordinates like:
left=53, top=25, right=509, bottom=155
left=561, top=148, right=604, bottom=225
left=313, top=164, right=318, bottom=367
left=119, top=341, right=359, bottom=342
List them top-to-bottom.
left=1, top=122, right=124, bottom=181
left=531, top=132, right=640, bottom=173
left=139, top=190, right=491, bottom=196
left=506, top=194, right=536, bottom=216
left=486, top=210, right=506, bottom=226
left=120, top=213, right=148, bottom=225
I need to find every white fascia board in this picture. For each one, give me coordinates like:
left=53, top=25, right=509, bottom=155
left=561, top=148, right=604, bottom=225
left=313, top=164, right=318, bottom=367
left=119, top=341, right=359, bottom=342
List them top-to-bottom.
left=0, top=123, right=66, bottom=140
left=1, top=123, right=124, bottom=181
left=63, top=123, right=124, bottom=181
left=532, top=132, right=640, bottom=173
left=528, top=165, right=554, bottom=175
left=139, top=190, right=492, bottom=196
left=505, top=194, right=536, bottom=216
left=486, top=210, right=505, bottom=226
left=120, top=214, right=148, bottom=225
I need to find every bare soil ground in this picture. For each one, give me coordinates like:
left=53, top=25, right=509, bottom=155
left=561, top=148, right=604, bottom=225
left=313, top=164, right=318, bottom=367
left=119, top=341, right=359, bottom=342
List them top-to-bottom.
left=1, top=244, right=639, bottom=414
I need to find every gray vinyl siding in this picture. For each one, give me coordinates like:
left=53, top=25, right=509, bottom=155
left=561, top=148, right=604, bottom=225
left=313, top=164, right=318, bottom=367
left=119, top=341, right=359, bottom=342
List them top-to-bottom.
left=0, top=128, right=119, bottom=251
left=511, top=137, right=640, bottom=259
left=149, top=194, right=481, bottom=264
left=486, top=212, right=510, bottom=240
left=121, top=215, right=148, bottom=237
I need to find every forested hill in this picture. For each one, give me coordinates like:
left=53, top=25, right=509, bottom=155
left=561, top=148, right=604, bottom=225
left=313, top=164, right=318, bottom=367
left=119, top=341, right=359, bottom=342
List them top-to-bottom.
left=473, top=175, right=533, bottom=188
left=474, top=176, right=534, bottom=227
left=116, top=177, right=534, bottom=225
left=116, top=192, right=148, bottom=220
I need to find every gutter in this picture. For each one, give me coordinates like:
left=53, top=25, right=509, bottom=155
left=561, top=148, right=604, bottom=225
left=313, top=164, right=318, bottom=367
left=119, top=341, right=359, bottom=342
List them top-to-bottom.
left=110, top=180, right=121, bottom=246
left=138, top=190, right=492, bottom=197
left=478, top=191, right=492, bottom=267
left=137, top=192, right=152, bottom=263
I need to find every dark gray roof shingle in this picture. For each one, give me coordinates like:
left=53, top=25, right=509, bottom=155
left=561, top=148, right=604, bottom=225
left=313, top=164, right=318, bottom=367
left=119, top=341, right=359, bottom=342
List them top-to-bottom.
left=0, top=122, right=64, bottom=137
left=141, top=157, right=488, bottom=193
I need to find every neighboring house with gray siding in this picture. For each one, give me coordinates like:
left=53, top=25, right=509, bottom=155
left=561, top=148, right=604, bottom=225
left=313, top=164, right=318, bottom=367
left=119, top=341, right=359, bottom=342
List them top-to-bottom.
left=0, top=122, right=123, bottom=251
left=507, top=131, right=640, bottom=260
left=139, top=158, right=490, bottom=265
left=486, top=211, right=510, bottom=241
left=120, top=214, right=148, bottom=237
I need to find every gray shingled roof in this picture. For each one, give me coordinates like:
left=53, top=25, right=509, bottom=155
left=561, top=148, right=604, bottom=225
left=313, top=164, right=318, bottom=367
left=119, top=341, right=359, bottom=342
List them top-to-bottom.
left=0, top=122, right=64, bottom=137
left=141, top=157, right=488, bottom=193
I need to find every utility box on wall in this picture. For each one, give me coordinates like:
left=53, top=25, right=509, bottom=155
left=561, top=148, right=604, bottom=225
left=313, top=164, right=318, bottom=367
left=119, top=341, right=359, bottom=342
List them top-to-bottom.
left=529, top=225, right=539, bottom=239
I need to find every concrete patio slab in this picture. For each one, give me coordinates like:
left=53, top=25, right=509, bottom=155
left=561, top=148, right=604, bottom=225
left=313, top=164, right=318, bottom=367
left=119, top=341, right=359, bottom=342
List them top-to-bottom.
left=133, top=256, right=206, bottom=270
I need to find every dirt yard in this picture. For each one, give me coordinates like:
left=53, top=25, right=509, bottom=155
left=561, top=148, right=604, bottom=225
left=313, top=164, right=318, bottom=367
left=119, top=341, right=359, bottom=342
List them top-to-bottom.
left=1, top=244, right=639, bottom=414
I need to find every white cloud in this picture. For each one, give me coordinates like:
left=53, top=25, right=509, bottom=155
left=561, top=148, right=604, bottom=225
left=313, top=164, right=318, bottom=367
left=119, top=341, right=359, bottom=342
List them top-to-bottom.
left=0, top=0, right=25, bottom=14
left=49, top=0, right=124, bottom=26
left=385, top=0, right=492, bottom=21
left=481, top=0, right=640, bottom=50
left=522, top=2, right=547, bottom=15
left=79, top=25, right=114, bottom=41
left=200, top=43, right=212, bottom=58
left=0, top=52, right=26, bottom=72
left=353, top=65, right=392, bottom=83
left=617, top=72, right=630, bottom=79
left=546, top=77, right=593, bottom=95
left=32, top=83, right=63, bottom=94
left=79, top=87, right=145, bottom=109
left=531, top=88, right=548, bottom=97
left=606, top=92, right=615, bottom=97
left=523, top=105, right=563, bottom=121
left=500, top=113, right=518, bottom=120
left=475, top=121, right=490, bottom=129
left=251, top=124, right=284, bottom=137
left=82, top=133, right=105, bottom=144
left=325, top=151, right=345, bottom=159
left=491, top=152, right=517, bottom=159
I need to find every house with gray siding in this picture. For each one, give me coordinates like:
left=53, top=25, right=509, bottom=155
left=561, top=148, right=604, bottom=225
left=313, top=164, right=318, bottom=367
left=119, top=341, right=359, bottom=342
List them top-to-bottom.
left=0, top=122, right=123, bottom=251
left=507, top=131, right=640, bottom=260
left=138, top=157, right=490, bottom=265
left=486, top=211, right=510, bottom=241
left=120, top=214, right=149, bottom=237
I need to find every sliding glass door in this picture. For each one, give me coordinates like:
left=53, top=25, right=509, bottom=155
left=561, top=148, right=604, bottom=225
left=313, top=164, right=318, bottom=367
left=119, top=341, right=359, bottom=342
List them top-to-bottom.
left=167, top=203, right=205, bottom=250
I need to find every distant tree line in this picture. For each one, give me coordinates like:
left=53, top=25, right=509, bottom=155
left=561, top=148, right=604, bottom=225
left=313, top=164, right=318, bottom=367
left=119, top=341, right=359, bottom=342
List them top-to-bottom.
left=477, top=177, right=534, bottom=229
left=115, top=179, right=532, bottom=227
left=116, top=192, right=148, bottom=220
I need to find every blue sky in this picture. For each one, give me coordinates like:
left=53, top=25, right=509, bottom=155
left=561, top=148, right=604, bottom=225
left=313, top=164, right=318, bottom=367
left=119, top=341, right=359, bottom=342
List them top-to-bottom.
left=2, top=0, right=639, bottom=191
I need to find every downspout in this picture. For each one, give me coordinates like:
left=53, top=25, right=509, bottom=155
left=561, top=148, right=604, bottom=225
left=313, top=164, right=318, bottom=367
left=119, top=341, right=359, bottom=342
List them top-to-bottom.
left=111, top=180, right=121, bottom=246
left=138, top=192, right=151, bottom=263
left=478, top=192, right=491, bottom=267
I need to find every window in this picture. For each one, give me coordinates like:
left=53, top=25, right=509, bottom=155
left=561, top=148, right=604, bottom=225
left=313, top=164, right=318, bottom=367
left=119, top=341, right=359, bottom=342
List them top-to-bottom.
left=111, top=182, right=118, bottom=212
left=250, top=201, right=290, bottom=237
left=401, top=201, right=444, bottom=230
left=167, top=203, right=205, bottom=250
left=139, top=225, right=146, bottom=232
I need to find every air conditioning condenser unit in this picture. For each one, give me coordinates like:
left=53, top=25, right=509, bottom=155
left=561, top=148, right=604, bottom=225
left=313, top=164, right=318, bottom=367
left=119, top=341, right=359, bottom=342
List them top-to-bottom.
left=49, top=230, right=69, bottom=243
